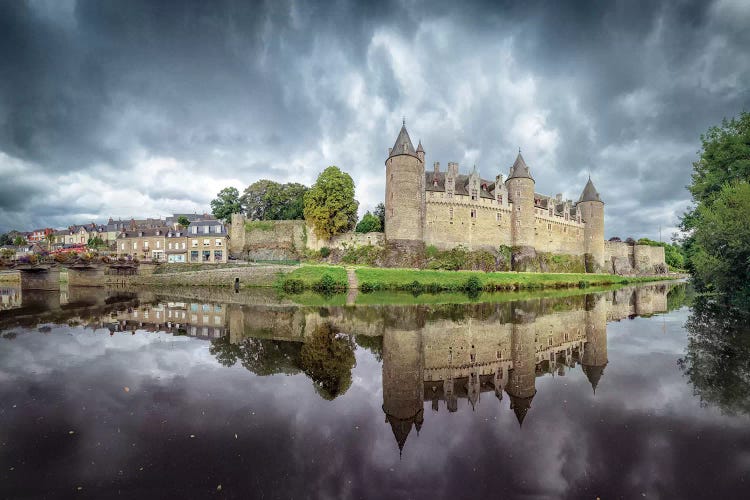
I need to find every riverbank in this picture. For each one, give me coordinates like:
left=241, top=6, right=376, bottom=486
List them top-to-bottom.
left=279, top=264, right=682, bottom=293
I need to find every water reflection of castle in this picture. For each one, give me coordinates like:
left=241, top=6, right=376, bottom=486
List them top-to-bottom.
left=0, top=282, right=675, bottom=455
left=380, top=285, right=669, bottom=453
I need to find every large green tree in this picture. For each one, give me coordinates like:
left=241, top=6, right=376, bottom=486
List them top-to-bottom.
left=682, top=112, right=750, bottom=300
left=303, top=167, right=358, bottom=239
left=240, top=180, right=308, bottom=220
left=690, top=182, right=750, bottom=299
left=210, top=186, right=242, bottom=223
left=374, top=202, right=385, bottom=230
left=355, top=211, right=381, bottom=233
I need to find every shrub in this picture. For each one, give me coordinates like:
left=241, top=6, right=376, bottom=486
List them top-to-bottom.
left=320, top=247, right=331, bottom=258
left=313, top=273, right=344, bottom=293
left=464, top=276, right=482, bottom=295
left=282, top=278, right=305, bottom=294
left=360, top=282, right=374, bottom=293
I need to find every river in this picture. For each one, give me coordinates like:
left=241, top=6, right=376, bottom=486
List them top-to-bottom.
left=0, top=282, right=747, bottom=498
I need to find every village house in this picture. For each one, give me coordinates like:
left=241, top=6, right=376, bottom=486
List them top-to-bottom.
left=185, top=220, right=228, bottom=263
left=116, top=227, right=170, bottom=261
left=28, top=228, right=54, bottom=243
left=165, top=229, right=188, bottom=263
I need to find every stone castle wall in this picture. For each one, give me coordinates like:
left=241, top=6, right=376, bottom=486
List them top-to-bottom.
left=424, top=194, right=513, bottom=250
left=533, top=211, right=586, bottom=255
left=306, top=228, right=384, bottom=251
left=603, top=241, right=666, bottom=274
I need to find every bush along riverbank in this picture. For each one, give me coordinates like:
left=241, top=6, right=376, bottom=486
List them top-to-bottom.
left=278, top=264, right=678, bottom=294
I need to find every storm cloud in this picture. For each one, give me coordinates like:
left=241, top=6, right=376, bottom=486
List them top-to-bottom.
left=1, top=0, right=748, bottom=238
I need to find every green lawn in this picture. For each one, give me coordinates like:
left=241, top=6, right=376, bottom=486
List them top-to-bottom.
left=282, top=264, right=348, bottom=287
left=356, top=267, right=672, bottom=291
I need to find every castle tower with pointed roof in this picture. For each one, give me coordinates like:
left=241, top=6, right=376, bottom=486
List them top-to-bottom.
left=385, top=122, right=426, bottom=246
left=506, top=152, right=536, bottom=249
left=578, top=177, right=605, bottom=270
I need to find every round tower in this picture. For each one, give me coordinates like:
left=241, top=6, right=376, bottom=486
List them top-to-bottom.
left=385, top=122, right=425, bottom=244
left=505, top=152, right=536, bottom=248
left=578, top=178, right=605, bottom=271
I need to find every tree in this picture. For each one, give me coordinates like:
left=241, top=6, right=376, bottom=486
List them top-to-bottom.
left=681, top=112, right=750, bottom=300
left=303, top=166, right=359, bottom=239
left=240, top=180, right=308, bottom=220
left=690, top=182, right=750, bottom=300
left=210, top=186, right=242, bottom=223
left=374, top=202, right=385, bottom=230
left=355, top=211, right=381, bottom=233
left=177, top=216, right=190, bottom=228
left=0, top=233, right=11, bottom=246
left=45, top=233, right=55, bottom=251
left=12, top=236, right=26, bottom=246
left=87, top=236, right=105, bottom=249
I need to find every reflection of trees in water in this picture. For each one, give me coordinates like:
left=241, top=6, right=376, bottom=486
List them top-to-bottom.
left=666, top=283, right=691, bottom=312
left=679, top=297, right=750, bottom=416
left=209, top=323, right=357, bottom=400
left=300, top=324, right=356, bottom=400
left=355, top=334, right=383, bottom=362
left=209, top=336, right=303, bottom=376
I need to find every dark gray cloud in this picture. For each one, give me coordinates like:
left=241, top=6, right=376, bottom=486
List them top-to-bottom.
left=0, top=0, right=748, bottom=239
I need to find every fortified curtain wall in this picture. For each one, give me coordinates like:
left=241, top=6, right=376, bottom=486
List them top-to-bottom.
left=423, top=195, right=513, bottom=250
left=228, top=214, right=383, bottom=259
left=603, top=241, right=666, bottom=274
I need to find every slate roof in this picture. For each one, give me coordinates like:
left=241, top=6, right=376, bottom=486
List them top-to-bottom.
left=388, top=124, right=417, bottom=158
left=507, top=152, right=534, bottom=181
left=425, top=172, right=496, bottom=199
left=579, top=178, right=603, bottom=203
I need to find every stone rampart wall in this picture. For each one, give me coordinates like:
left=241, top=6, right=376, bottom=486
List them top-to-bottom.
left=424, top=198, right=513, bottom=250
left=533, top=213, right=586, bottom=255
left=306, top=227, right=385, bottom=251
left=109, top=265, right=293, bottom=287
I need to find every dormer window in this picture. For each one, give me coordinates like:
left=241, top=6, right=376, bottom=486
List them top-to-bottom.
left=433, top=178, right=438, bottom=187
left=471, top=189, right=478, bottom=201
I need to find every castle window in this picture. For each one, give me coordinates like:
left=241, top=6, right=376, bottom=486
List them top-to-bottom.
left=471, top=189, right=477, bottom=201
left=516, top=191, right=520, bottom=197
left=497, top=195, right=503, bottom=204
left=449, top=207, right=454, bottom=220
left=549, top=208, right=553, bottom=216
left=470, top=209, right=476, bottom=219
left=496, top=212, right=500, bottom=221
left=548, top=223, right=551, bottom=230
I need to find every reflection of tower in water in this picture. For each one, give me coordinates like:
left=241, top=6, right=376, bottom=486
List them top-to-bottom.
left=582, top=294, right=609, bottom=393
left=506, top=306, right=537, bottom=427
left=382, top=329, right=424, bottom=456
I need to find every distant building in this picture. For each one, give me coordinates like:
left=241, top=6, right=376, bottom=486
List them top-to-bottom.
left=184, top=220, right=228, bottom=263
left=28, top=228, right=54, bottom=243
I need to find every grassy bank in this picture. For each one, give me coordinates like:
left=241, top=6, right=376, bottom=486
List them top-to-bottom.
left=278, top=264, right=676, bottom=293
left=356, top=267, right=676, bottom=291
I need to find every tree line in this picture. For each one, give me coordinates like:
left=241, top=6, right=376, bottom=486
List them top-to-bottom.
left=680, top=111, right=750, bottom=305
left=210, top=166, right=386, bottom=238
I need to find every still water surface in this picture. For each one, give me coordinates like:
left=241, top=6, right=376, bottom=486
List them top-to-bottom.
left=0, top=283, right=748, bottom=499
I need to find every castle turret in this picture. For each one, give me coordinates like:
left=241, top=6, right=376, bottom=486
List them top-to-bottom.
left=385, top=122, right=425, bottom=245
left=505, top=152, right=536, bottom=249
left=578, top=177, right=605, bottom=271
left=581, top=294, right=608, bottom=393
left=506, top=306, right=537, bottom=427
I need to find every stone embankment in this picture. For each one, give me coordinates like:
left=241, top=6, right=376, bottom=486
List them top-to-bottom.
left=117, top=265, right=294, bottom=288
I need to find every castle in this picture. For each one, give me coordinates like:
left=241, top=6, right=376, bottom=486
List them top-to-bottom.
left=384, top=122, right=662, bottom=273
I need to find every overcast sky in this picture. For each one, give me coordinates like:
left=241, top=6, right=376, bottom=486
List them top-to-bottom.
left=1, top=0, right=748, bottom=239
